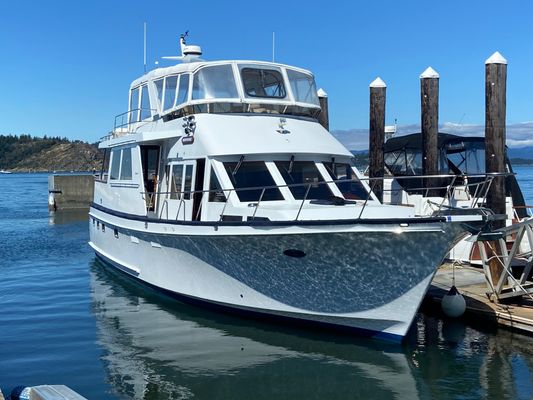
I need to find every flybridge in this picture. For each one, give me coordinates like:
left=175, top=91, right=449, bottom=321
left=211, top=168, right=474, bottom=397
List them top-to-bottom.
left=116, top=35, right=322, bottom=133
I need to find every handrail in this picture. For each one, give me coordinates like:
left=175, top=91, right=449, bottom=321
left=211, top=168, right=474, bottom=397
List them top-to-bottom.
left=114, top=108, right=158, bottom=131
left=138, top=172, right=509, bottom=222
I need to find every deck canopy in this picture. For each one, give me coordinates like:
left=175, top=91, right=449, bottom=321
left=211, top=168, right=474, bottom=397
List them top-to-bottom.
left=384, top=132, right=528, bottom=218
left=384, top=132, right=488, bottom=176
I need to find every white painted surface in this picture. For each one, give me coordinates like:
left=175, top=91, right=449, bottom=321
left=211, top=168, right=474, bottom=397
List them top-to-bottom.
left=485, top=51, right=507, bottom=65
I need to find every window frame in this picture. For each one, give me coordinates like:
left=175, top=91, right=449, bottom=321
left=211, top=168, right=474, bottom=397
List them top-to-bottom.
left=240, top=67, right=287, bottom=99
left=128, top=86, right=140, bottom=123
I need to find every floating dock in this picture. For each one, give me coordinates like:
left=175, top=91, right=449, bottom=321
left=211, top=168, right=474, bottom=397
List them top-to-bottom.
left=426, top=263, right=533, bottom=335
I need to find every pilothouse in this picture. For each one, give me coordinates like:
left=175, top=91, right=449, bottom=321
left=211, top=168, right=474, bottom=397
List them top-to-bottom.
left=89, top=34, right=489, bottom=341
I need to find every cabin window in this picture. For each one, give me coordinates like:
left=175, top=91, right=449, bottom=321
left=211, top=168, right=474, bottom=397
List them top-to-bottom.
left=192, top=65, right=238, bottom=100
left=241, top=68, right=286, bottom=98
left=287, top=70, right=319, bottom=105
left=177, top=74, right=190, bottom=105
left=164, top=75, right=178, bottom=111
left=154, top=79, right=164, bottom=108
left=140, top=85, right=151, bottom=120
left=129, top=87, right=140, bottom=123
left=120, top=148, right=133, bottom=180
left=109, top=149, right=121, bottom=180
left=223, top=161, right=283, bottom=202
left=275, top=161, right=332, bottom=200
left=323, top=162, right=369, bottom=200
left=170, top=164, right=183, bottom=200
left=183, top=165, right=193, bottom=200
left=209, top=168, right=227, bottom=202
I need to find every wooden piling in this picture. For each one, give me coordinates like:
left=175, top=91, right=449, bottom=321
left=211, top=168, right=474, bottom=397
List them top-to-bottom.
left=484, top=51, right=508, bottom=289
left=485, top=51, right=507, bottom=229
left=420, top=67, right=439, bottom=195
left=369, top=77, right=386, bottom=202
left=317, top=88, right=329, bottom=130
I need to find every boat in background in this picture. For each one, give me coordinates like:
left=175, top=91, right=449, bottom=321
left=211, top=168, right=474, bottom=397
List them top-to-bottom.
left=88, top=34, right=491, bottom=341
left=382, top=132, right=531, bottom=263
left=0, top=169, right=12, bottom=174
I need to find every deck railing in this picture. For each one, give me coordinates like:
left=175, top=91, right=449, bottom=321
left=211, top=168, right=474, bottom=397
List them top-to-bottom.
left=139, top=173, right=509, bottom=223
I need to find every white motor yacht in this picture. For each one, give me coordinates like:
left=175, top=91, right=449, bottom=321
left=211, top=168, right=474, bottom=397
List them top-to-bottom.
left=89, top=35, right=488, bottom=341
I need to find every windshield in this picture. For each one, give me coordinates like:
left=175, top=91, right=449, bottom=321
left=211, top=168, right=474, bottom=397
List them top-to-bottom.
left=192, top=65, right=238, bottom=100
left=241, top=67, right=286, bottom=98
left=287, top=69, right=319, bottom=105
left=223, top=161, right=283, bottom=202
left=275, top=161, right=332, bottom=200
left=323, top=162, right=369, bottom=200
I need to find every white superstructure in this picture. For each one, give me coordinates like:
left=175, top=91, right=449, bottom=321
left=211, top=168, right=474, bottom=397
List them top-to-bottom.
left=89, top=36, right=487, bottom=341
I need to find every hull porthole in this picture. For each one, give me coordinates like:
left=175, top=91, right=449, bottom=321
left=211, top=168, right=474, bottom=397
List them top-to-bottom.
left=283, top=249, right=306, bottom=258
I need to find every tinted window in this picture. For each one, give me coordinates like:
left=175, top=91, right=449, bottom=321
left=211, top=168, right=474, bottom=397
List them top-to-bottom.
left=192, top=65, right=238, bottom=100
left=241, top=68, right=286, bottom=98
left=287, top=70, right=319, bottom=105
left=177, top=74, right=189, bottom=105
left=164, top=75, right=178, bottom=110
left=140, top=85, right=151, bottom=120
left=129, top=87, right=140, bottom=123
left=120, top=148, right=132, bottom=180
left=110, top=149, right=121, bottom=180
left=223, top=161, right=283, bottom=202
left=275, top=161, right=332, bottom=200
left=323, top=162, right=369, bottom=200
left=209, top=168, right=226, bottom=202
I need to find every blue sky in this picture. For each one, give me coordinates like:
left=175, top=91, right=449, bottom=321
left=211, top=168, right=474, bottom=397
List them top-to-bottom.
left=1, top=0, right=533, bottom=144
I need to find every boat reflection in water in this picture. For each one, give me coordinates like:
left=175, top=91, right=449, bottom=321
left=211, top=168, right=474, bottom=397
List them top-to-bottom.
left=91, top=259, right=533, bottom=400
left=91, top=259, right=421, bottom=399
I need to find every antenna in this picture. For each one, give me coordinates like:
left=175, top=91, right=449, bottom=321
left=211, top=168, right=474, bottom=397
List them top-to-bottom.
left=143, top=22, right=147, bottom=73
left=272, top=32, right=275, bottom=62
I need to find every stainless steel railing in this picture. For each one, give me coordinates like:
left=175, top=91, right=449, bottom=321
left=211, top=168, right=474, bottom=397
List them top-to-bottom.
left=138, top=173, right=509, bottom=222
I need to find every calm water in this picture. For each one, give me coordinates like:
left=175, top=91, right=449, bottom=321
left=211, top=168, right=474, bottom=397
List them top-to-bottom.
left=1, top=168, right=533, bottom=399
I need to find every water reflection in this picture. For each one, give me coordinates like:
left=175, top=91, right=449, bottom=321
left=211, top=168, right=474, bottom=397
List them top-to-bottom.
left=48, top=209, right=89, bottom=225
left=90, top=260, right=421, bottom=399
left=91, top=260, right=533, bottom=400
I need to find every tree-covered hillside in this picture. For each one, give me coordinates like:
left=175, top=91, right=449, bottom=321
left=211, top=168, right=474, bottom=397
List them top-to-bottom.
left=0, top=134, right=103, bottom=171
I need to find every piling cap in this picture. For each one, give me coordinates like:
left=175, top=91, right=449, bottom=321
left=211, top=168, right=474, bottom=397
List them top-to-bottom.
left=485, top=51, right=507, bottom=65
left=420, top=66, right=440, bottom=79
left=369, top=77, right=386, bottom=88
left=317, top=88, right=328, bottom=98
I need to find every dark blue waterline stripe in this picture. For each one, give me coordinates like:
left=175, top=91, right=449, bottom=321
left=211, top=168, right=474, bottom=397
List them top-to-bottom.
left=90, top=202, right=445, bottom=227
left=93, top=251, right=403, bottom=343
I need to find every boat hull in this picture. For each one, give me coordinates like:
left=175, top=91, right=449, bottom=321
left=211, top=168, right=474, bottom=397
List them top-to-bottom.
left=89, top=207, right=466, bottom=341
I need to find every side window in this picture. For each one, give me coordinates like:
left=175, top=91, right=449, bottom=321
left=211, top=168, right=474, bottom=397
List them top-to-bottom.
left=176, top=74, right=189, bottom=105
left=164, top=76, right=178, bottom=111
left=154, top=79, right=164, bottom=109
left=140, top=85, right=151, bottom=120
left=129, top=87, right=140, bottom=123
left=120, top=148, right=132, bottom=180
left=110, top=149, right=121, bottom=180
left=170, top=165, right=183, bottom=200
left=183, top=165, right=193, bottom=200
